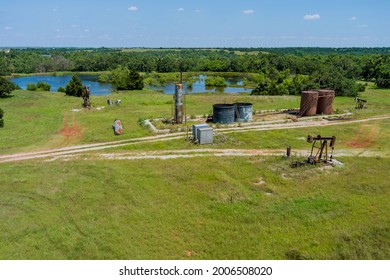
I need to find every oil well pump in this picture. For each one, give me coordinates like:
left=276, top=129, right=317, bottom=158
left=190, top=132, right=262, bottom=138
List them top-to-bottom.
left=354, top=97, right=367, bottom=110
left=291, top=134, right=337, bottom=167
left=307, top=135, right=336, bottom=164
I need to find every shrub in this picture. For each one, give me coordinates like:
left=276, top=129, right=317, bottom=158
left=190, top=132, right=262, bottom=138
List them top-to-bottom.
left=98, top=74, right=110, bottom=83
left=205, top=76, right=227, bottom=87
left=37, top=81, right=51, bottom=91
left=27, top=83, right=37, bottom=91
left=57, top=86, right=66, bottom=93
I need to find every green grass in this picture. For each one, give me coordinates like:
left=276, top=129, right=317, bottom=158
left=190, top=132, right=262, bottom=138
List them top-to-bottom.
left=1, top=84, right=390, bottom=260
left=0, top=156, right=389, bottom=259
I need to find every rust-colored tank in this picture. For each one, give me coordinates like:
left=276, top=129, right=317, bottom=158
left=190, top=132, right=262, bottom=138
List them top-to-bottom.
left=317, top=89, right=335, bottom=115
left=300, top=91, right=319, bottom=116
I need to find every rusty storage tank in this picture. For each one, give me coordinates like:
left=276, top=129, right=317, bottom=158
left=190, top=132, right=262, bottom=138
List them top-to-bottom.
left=317, top=89, right=335, bottom=115
left=299, top=91, right=319, bottom=116
left=234, top=103, right=253, bottom=122
left=213, top=104, right=235, bottom=124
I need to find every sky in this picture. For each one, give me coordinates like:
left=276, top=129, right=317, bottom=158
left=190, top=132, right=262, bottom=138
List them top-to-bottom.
left=1, top=0, right=390, bottom=48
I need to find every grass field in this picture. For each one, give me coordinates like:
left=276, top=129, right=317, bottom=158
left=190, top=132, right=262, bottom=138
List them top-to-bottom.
left=0, top=84, right=389, bottom=259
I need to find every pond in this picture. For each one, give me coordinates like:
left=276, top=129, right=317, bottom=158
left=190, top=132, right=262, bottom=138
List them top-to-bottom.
left=10, top=74, right=253, bottom=95
left=10, top=74, right=113, bottom=95
left=149, top=75, right=253, bottom=94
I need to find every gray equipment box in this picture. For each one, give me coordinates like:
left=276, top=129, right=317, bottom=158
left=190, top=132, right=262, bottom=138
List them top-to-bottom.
left=192, top=124, right=209, bottom=140
left=197, top=127, right=213, bottom=145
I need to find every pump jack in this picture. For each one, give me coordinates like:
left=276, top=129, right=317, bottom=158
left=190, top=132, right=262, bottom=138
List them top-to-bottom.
left=290, top=134, right=336, bottom=168
left=307, top=135, right=336, bottom=164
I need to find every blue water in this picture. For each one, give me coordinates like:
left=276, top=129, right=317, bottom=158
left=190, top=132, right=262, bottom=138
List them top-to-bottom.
left=10, top=74, right=113, bottom=95
left=10, top=74, right=253, bottom=95
left=150, top=75, right=252, bottom=94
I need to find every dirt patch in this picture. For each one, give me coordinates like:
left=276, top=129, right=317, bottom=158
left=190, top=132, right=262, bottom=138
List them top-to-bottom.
left=59, top=113, right=83, bottom=141
left=345, top=125, right=379, bottom=148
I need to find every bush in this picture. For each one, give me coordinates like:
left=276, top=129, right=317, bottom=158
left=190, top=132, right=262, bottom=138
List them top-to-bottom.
left=98, top=74, right=110, bottom=83
left=205, top=76, right=227, bottom=87
left=37, top=81, right=51, bottom=91
left=26, top=82, right=51, bottom=91
left=27, top=83, right=37, bottom=91
left=357, top=83, right=367, bottom=92
left=57, top=86, right=66, bottom=93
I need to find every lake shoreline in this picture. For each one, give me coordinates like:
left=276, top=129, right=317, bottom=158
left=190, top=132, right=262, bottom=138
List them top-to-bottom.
left=10, top=72, right=255, bottom=95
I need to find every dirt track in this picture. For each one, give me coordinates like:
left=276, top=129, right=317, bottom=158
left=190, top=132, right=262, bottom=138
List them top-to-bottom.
left=1, top=115, right=389, bottom=163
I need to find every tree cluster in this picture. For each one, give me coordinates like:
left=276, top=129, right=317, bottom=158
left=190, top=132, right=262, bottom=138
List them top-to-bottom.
left=1, top=48, right=390, bottom=96
left=110, top=66, right=143, bottom=90
left=27, top=81, right=51, bottom=91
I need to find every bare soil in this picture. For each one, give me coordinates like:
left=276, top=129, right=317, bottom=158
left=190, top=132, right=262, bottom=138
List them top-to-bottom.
left=345, top=124, right=379, bottom=148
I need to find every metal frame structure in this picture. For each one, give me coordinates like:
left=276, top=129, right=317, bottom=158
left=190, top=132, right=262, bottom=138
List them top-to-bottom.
left=307, top=135, right=336, bottom=164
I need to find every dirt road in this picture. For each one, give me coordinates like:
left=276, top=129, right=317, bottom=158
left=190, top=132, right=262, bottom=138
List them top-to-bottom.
left=1, top=115, right=389, bottom=163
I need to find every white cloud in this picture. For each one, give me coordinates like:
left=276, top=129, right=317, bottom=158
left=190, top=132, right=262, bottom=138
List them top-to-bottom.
left=128, top=6, right=138, bottom=12
left=178, top=8, right=185, bottom=12
left=195, top=9, right=202, bottom=13
left=243, top=9, right=255, bottom=15
left=304, top=14, right=320, bottom=21
left=350, top=16, right=357, bottom=21
left=358, top=24, right=368, bottom=28
left=4, top=26, right=12, bottom=30
left=84, top=29, right=90, bottom=32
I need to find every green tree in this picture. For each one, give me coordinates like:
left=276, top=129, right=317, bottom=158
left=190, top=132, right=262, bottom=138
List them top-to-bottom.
left=376, top=64, right=390, bottom=88
left=111, top=66, right=143, bottom=90
left=111, top=66, right=130, bottom=90
left=127, top=69, right=144, bottom=90
left=65, top=74, right=83, bottom=97
left=0, top=77, right=18, bottom=98
left=251, top=77, right=273, bottom=95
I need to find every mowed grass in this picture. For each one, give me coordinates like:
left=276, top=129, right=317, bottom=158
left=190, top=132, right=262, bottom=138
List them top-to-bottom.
left=0, top=156, right=389, bottom=259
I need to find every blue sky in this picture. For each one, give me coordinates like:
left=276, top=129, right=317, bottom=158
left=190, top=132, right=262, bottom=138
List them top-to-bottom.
left=1, top=0, right=389, bottom=47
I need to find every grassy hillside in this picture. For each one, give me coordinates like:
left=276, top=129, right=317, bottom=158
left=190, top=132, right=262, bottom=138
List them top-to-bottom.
left=0, top=85, right=389, bottom=259
left=0, top=155, right=389, bottom=259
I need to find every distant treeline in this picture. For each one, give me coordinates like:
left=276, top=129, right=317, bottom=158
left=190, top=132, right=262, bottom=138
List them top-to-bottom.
left=1, top=47, right=390, bottom=96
